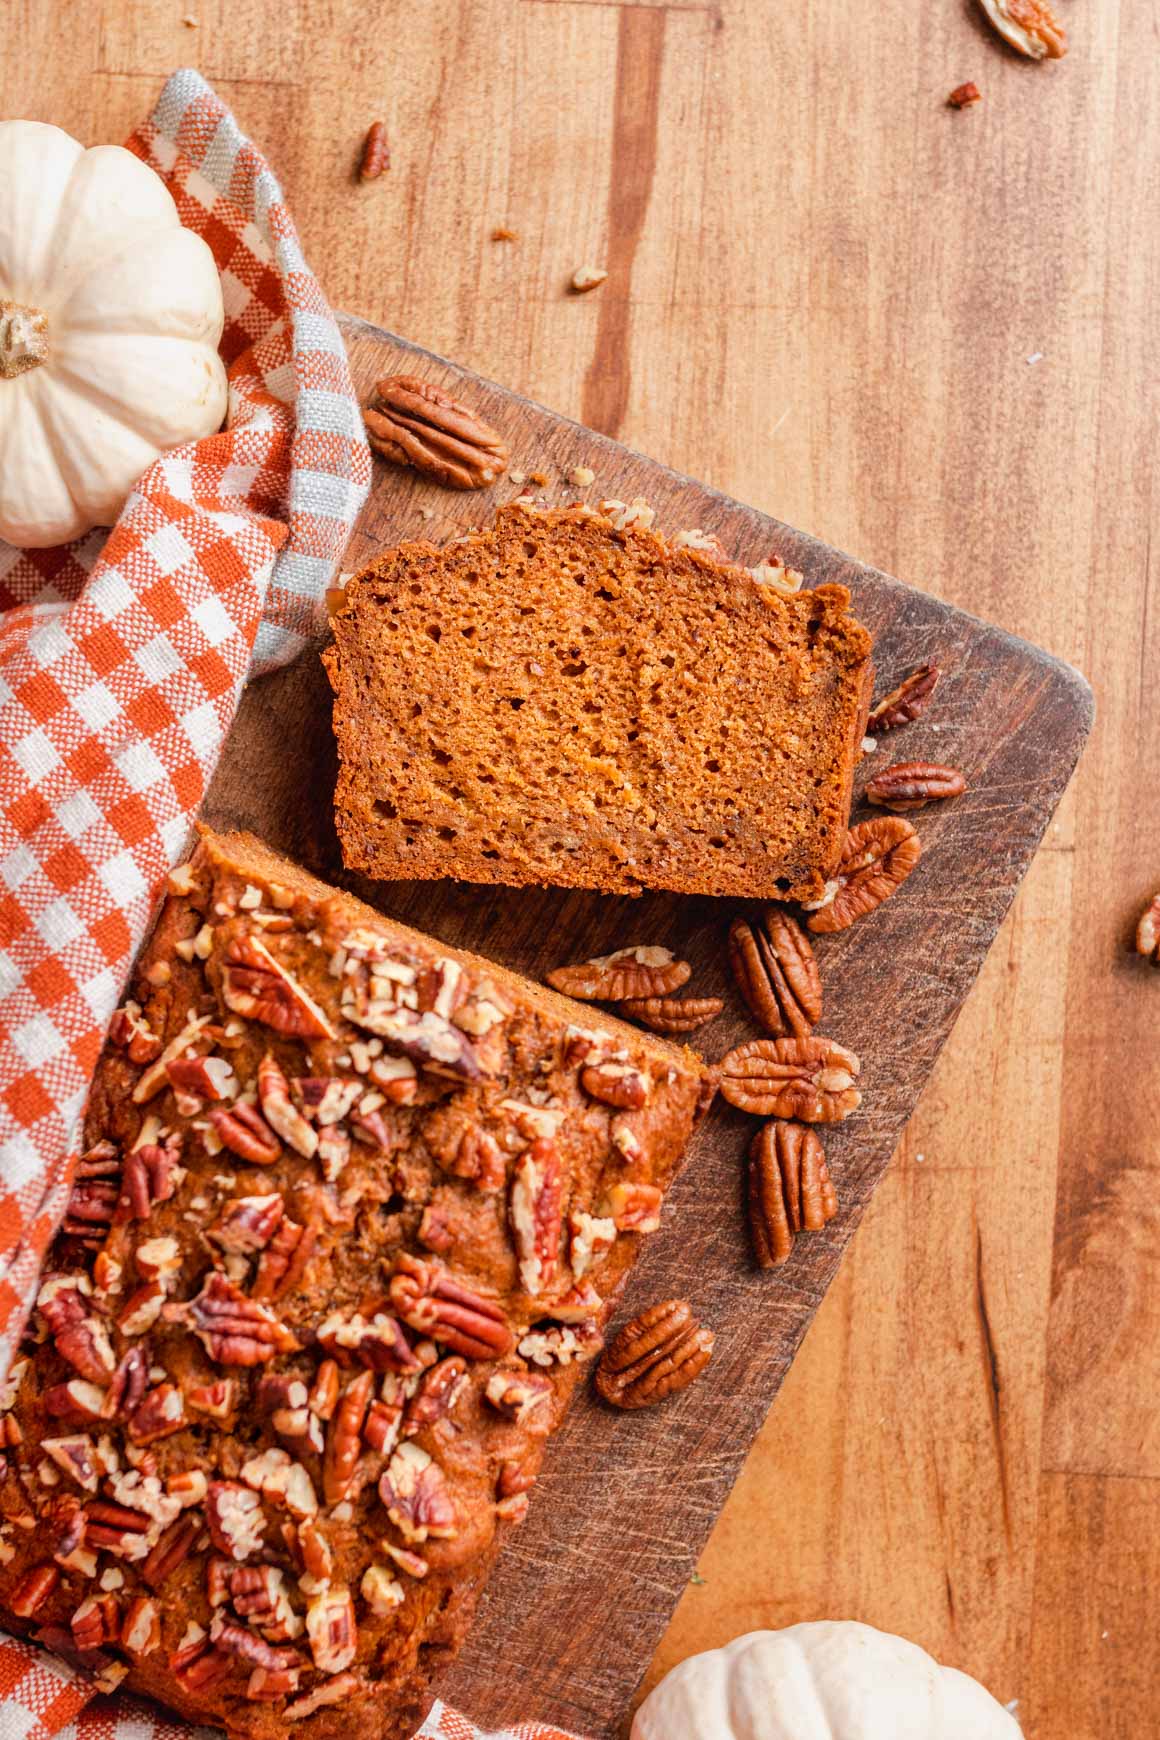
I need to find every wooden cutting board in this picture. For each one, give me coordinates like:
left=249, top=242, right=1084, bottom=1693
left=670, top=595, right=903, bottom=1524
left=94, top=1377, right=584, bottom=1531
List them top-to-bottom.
left=202, top=314, right=1092, bottom=1737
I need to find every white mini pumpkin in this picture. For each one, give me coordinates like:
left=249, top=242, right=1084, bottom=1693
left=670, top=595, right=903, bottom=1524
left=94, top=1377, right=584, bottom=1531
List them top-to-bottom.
left=0, top=120, right=228, bottom=547
left=632, top=1623, right=1020, bottom=1740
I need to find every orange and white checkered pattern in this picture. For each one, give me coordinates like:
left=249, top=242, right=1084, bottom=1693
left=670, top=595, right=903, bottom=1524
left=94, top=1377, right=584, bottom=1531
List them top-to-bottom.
left=0, top=69, right=582, bottom=1740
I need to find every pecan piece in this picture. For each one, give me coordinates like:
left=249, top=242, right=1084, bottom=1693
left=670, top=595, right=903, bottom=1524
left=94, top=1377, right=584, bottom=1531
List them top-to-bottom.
left=978, top=0, right=1066, bottom=59
left=948, top=81, right=982, bottom=108
left=359, top=119, right=390, bottom=180
left=364, top=374, right=509, bottom=490
left=866, top=663, right=940, bottom=733
left=866, top=761, right=966, bottom=812
left=805, top=817, right=921, bottom=934
left=1136, top=892, right=1160, bottom=964
left=728, top=909, right=822, bottom=1038
left=223, top=935, right=336, bottom=1039
left=547, top=946, right=690, bottom=1003
left=617, top=995, right=724, bottom=1034
left=109, top=1000, right=161, bottom=1063
left=718, top=1036, right=861, bottom=1122
left=166, top=1053, right=235, bottom=1101
left=258, top=1053, right=318, bottom=1158
left=581, top=1061, right=650, bottom=1109
left=209, top=1101, right=282, bottom=1166
left=749, top=1121, right=838, bottom=1267
left=447, top=1126, right=506, bottom=1192
left=509, top=1139, right=563, bottom=1297
left=114, top=1140, right=181, bottom=1223
left=62, top=1177, right=119, bottom=1246
left=604, top=1181, right=663, bottom=1233
left=208, top=1193, right=285, bottom=1255
left=569, top=1209, right=616, bottom=1280
left=253, top=1217, right=315, bottom=1301
left=390, top=1253, right=513, bottom=1359
left=165, top=1272, right=300, bottom=1365
left=596, top=1300, right=714, bottom=1410
left=317, top=1308, right=420, bottom=1373
left=517, top=1322, right=604, bottom=1366
left=404, top=1356, right=468, bottom=1436
left=484, top=1369, right=553, bottom=1430
left=322, top=1372, right=374, bottom=1506
left=128, top=1383, right=187, bottom=1444
left=43, top=1435, right=100, bottom=1491
left=378, top=1443, right=457, bottom=1542
left=495, top=1459, right=536, bottom=1522
left=206, top=1481, right=266, bottom=1561
left=83, top=1500, right=151, bottom=1557
left=141, top=1513, right=202, bottom=1587
left=9, top=1563, right=59, bottom=1618
left=360, top=1564, right=404, bottom=1615
left=71, top=1593, right=122, bottom=1651
left=121, top=1594, right=162, bottom=1656
left=211, top=1614, right=301, bottom=1672
left=247, top=1666, right=302, bottom=1702
left=285, top=1672, right=359, bottom=1720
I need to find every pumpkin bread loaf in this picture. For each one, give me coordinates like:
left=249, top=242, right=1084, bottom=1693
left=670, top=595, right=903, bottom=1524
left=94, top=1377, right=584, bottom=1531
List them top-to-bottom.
left=324, top=502, right=874, bottom=903
left=0, top=828, right=712, bottom=1739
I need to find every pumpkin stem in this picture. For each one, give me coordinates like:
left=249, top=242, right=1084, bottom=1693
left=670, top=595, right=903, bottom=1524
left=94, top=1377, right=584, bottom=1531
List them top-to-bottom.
left=0, top=301, right=49, bottom=379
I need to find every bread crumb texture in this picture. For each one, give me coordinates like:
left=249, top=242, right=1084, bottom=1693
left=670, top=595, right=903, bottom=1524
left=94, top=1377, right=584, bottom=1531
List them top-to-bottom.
left=325, top=504, right=873, bottom=902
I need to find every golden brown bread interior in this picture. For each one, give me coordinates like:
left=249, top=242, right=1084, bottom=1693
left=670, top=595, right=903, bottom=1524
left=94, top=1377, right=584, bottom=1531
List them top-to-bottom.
left=324, top=503, right=873, bottom=903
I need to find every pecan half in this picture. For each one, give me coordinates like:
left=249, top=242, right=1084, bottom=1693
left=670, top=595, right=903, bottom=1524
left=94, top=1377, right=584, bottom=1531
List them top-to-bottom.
left=978, top=0, right=1066, bottom=59
left=359, top=119, right=390, bottom=180
left=364, top=374, right=509, bottom=490
left=866, top=664, right=940, bottom=732
left=866, top=761, right=966, bottom=811
left=805, top=817, right=921, bottom=934
left=1136, top=893, right=1160, bottom=964
left=728, top=910, right=822, bottom=1038
left=222, top=935, right=336, bottom=1039
left=546, top=946, right=690, bottom=1003
left=617, top=995, right=724, bottom=1034
left=718, top=1037, right=861, bottom=1122
left=258, top=1054, right=318, bottom=1159
left=581, top=1061, right=650, bottom=1109
left=209, top=1101, right=281, bottom=1167
left=749, top=1121, right=839, bottom=1267
left=509, top=1139, right=563, bottom=1297
left=114, top=1140, right=181, bottom=1223
left=62, top=1176, right=119, bottom=1246
left=208, top=1194, right=285, bottom=1255
left=252, top=1218, right=315, bottom=1301
left=390, top=1253, right=513, bottom=1359
left=165, top=1272, right=300, bottom=1365
left=596, top=1300, right=714, bottom=1410
left=404, top=1356, right=468, bottom=1435
left=484, top=1369, right=553, bottom=1430
left=322, top=1371, right=373, bottom=1506
left=378, top=1442, right=457, bottom=1542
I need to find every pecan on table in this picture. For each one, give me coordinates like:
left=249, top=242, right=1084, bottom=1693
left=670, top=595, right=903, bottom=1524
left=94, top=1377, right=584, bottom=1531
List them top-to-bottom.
left=977, top=0, right=1067, bottom=60
left=948, top=82, right=983, bottom=108
left=359, top=120, right=390, bottom=181
left=364, top=375, right=509, bottom=490
left=866, top=664, right=941, bottom=733
left=866, top=762, right=966, bottom=812
left=804, top=817, right=921, bottom=934
left=1135, top=893, right=1160, bottom=964
left=728, top=909, right=822, bottom=1038
left=546, top=945, right=691, bottom=1003
left=617, top=995, right=724, bottom=1034
left=718, top=1037, right=861, bottom=1123
left=748, top=1121, right=838, bottom=1268
left=595, top=1299, right=714, bottom=1410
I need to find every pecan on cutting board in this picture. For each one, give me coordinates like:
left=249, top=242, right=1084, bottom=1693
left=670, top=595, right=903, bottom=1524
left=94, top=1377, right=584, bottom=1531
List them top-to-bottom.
left=364, top=375, right=509, bottom=490
left=728, top=909, right=821, bottom=1038
left=595, top=1299, right=714, bottom=1409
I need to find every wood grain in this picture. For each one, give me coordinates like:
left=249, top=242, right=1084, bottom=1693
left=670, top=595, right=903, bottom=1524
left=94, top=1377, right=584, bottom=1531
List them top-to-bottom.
left=5, top=3, right=1158, bottom=1734
left=200, top=317, right=1091, bottom=1734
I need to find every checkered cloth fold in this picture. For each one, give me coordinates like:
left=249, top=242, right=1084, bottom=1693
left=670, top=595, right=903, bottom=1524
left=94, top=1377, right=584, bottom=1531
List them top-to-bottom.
left=0, top=70, right=581, bottom=1740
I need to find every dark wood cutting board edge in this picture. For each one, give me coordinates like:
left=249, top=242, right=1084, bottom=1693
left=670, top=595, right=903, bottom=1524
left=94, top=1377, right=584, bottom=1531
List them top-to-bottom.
left=201, top=314, right=1093, bottom=1737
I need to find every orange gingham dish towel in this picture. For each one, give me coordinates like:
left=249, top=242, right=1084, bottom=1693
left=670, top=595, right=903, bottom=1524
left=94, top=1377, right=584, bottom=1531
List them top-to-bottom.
left=0, top=69, right=581, bottom=1740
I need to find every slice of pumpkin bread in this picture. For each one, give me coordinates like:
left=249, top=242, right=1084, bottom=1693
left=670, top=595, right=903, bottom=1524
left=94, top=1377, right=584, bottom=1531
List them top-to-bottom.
left=324, top=502, right=873, bottom=902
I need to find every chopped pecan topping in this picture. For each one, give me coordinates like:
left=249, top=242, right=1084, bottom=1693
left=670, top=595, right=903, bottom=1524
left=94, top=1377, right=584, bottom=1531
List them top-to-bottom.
left=978, top=0, right=1066, bottom=58
left=948, top=81, right=982, bottom=107
left=359, top=119, right=390, bottom=181
left=364, top=374, right=509, bottom=490
left=866, top=663, right=940, bottom=732
left=866, top=761, right=966, bottom=812
left=805, top=817, right=921, bottom=933
left=1136, top=892, right=1160, bottom=963
left=728, top=909, right=822, bottom=1038
left=223, top=935, right=336, bottom=1039
left=547, top=946, right=690, bottom=1003
left=617, top=995, right=724, bottom=1034
left=110, top=1000, right=162, bottom=1064
left=357, top=1005, right=483, bottom=1081
left=132, top=1013, right=213, bottom=1103
left=719, top=1036, right=861, bottom=1122
left=166, top=1053, right=236, bottom=1102
left=258, top=1053, right=319, bottom=1158
left=581, top=1060, right=650, bottom=1109
left=209, top=1101, right=282, bottom=1166
left=749, top=1120, right=838, bottom=1267
left=447, top=1126, right=506, bottom=1192
left=114, top=1138, right=181, bottom=1222
left=509, top=1139, right=563, bottom=1297
left=62, top=1177, right=119, bottom=1246
left=604, top=1181, right=663, bottom=1233
left=208, top=1193, right=285, bottom=1254
left=569, top=1209, right=616, bottom=1279
left=253, top=1217, right=316, bottom=1301
left=390, top=1253, right=514, bottom=1359
left=166, top=1272, right=300, bottom=1365
left=546, top=1280, right=601, bottom=1324
left=117, top=1282, right=165, bottom=1338
left=40, top=1289, right=116, bottom=1385
left=596, top=1299, right=714, bottom=1410
left=318, top=1307, right=421, bottom=1372
left=517, top=1321, right=603, bottom=1367
left=106, top=1345, right=149, bottom=1418
left=403, top=1356, right=467, bottom=1435
left=309, top=1360, right=341, bottom=1420
left=484, top=1369, right=553, bottom=1429
left=322, top=1371, right=374, bottom=1506
left=187, top=1378, right=236, bottom=1419
left=42, top=1379, right=107, bottom=1425
left=127, top=1383, right=186, bottom=1444
left=363, top=1394, right=403, bottom=1458
left=378, top=1442, right=457, bottom=1542
left=240, top=1446, right=318, bottom=1518
left=495, top=1459, right=536, bottom=1522
left=206, top=1480, right=266, bottom=1561
left=43, top=1491, right=86, bottom=1556
left=83, top=1500, right=151, bottom=1558
left=141, top=1513, right=202, bottom=1586
left=285, top=1515, right=334, bottom=1584
left=380, top=1540, right=428, bottom=1578
left=360, top=1563, right=404, bottom=1615
left=305, top=1584, right=358, bottom=1673
left=71, top=1592, right=122, bottom=1650
left=121, top=1593, right=161, bottom=1656
left=210, top=1613, right=301, bottom=1671
left=171, top=1632, right=233, bottom=1692
left=246, top=1665, right=302, bottom=1702
left=285, top=1672, right=359, bottom=1720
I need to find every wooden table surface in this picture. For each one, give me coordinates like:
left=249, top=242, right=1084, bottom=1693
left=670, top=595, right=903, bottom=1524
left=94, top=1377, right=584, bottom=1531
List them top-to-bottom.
left=6, top=4, right=1157, bottom=1735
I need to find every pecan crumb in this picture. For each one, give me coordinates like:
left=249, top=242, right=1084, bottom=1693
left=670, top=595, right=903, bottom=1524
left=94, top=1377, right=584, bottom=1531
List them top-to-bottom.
left=978, top=0, right=1067, bottom=60
left=948, top=82, right=982, bottom=108
left=359, top=121, right=390, bottom=182
left=491, top=226, right=520, bottom=242
left=570, top=265, right=608, bottom=294
left=566, top=465, right=596, bottom=487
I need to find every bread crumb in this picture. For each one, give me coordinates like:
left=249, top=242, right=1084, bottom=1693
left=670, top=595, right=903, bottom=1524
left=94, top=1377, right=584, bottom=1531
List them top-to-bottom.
left=182, top=12, right=199, bottom=24
left=491, top=226, right=520, bottom=243
left=570, top=265, right=608, bottom=294
left=566, top=465, right=596, bottom=487
left=509, top=470, right=527, bottom=486
left=528, top=471, right=551, bottom=488
left=419, top=506, right=435, bottom=521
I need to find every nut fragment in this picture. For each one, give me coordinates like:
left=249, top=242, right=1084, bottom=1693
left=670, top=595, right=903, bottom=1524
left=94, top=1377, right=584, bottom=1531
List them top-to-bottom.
left=977, top=0, right=1067, bottom=59
left=948, top=81, right=982, bottom=107
left=359, top=119, right=390, bottom=180
left=570, top=265, right=608, bottom=293
left=364, top=374, right=509, bottom=489
left=866, top=664, right=940, bottom=732
left=866, top=762, right=966, bottom=812
left=805, top=818, right=921, bottom=934
left=1136, top=893, right=1160, bottom=964
left=728, top=909, right=822, bottom=1038
left=222, top=935, right=335, bottom=1040
left=547, top=946, right=690, bottom=1003
left=617, top=995, right=724, bottom=1034
left=718, top=1037, right=862, bottom=1123
left=581, top=1060, right=650, bottom=1110
left=748, top=1121, right=838, bottom=1267
left=509, top=1140, right=563, bottom=1297
left=389, top=1252, right=513, bottom=1359
left=165, top=1272, right=300, bottom=1365
left=595, top=1300, right=713, bottom=1410
left=378, top=1442, right=457, bottom=1542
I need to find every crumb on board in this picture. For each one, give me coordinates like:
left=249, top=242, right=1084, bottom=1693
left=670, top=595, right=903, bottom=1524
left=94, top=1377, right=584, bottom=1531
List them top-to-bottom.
left=491, top=226, right=520, bottom=242
left=570, top=264, right=608, bottom=294
left=566, top=465, right=596, bottom=487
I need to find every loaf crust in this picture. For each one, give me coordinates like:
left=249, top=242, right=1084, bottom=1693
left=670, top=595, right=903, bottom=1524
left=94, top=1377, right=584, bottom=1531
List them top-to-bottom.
left=325, top=503, right=873, bottom=902
left=0, top=829, right=712, bottom=1738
